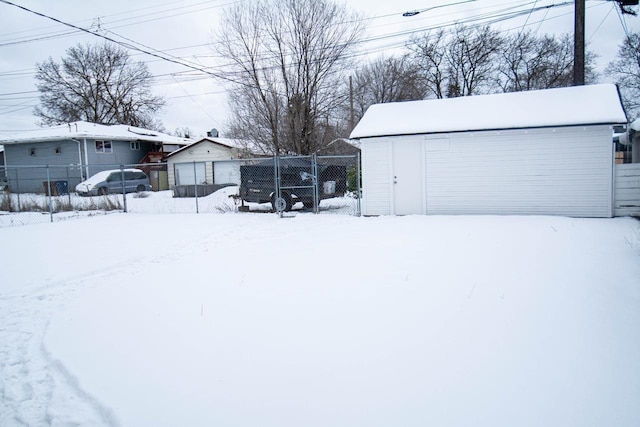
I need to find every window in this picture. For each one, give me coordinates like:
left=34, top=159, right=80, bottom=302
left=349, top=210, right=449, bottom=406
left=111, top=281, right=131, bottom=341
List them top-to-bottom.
left=96, top=140, right=112, bottom=153
left=130, top=142, right=140, bottom=150
left=106, top=172, right=121, bottom=182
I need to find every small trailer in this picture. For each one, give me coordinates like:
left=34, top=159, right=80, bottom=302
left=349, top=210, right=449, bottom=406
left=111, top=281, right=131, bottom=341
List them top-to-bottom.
left=239, top=157, right=347, bottom=211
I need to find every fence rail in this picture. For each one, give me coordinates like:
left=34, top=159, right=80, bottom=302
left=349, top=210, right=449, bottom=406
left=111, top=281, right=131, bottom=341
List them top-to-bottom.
left=0, top=154, right=361, bottom=228
left=614, top=163, right=640, bottom=217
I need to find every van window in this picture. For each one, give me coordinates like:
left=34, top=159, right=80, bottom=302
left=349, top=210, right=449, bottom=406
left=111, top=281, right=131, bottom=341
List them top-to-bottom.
left=124, top=171, right=146, bottom=180
left=106, top=173, right=122, bottom=182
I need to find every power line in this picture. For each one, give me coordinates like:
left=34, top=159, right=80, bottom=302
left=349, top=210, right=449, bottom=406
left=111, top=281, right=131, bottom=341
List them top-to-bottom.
left=0, top=0, right=218, bottom=77
left=0, top=0, right=239, bottom=46
left=614, top=1, right=631, bottom=37
left=589, top=2, right=616, bottom=42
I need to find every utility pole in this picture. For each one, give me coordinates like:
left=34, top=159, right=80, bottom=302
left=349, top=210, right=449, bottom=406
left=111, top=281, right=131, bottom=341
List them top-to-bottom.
left=573, top=0, right=585, bottom=86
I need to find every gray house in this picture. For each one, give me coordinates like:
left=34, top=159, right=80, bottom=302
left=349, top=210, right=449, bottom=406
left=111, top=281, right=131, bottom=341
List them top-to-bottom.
left=0, top=121, right=191, bottom=193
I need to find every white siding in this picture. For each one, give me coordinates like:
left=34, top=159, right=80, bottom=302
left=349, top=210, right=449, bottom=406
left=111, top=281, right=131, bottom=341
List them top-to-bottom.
left=361, top=125, right=615, bottom=217
left=424, top=126, right=613, bottom=217
left=362, top=137, right=392, bottom=215
left=167, top=141, right=233, bottom=187
left=614, top=163, right=640, bottom=217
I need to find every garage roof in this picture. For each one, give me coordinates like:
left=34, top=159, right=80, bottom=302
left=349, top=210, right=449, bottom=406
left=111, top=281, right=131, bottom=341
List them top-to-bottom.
left=350, top=84, right=627, bottom=139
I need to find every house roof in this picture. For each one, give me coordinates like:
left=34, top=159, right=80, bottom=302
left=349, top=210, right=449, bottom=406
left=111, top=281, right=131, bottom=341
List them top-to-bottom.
left=350, top=84, right=628, bottom=139
left=0, top=121, right=192, bottom=145
left=165, top=137, right=264, bottom=158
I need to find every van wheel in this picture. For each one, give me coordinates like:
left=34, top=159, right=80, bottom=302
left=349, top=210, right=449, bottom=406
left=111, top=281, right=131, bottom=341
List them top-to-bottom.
left=136, top=185, right=146, bottom=192
left=98, top=187, right=109, bottom=195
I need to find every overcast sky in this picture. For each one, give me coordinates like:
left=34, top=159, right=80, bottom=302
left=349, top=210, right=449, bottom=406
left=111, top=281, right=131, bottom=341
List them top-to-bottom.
left=0, top=0, right=639, bottom=138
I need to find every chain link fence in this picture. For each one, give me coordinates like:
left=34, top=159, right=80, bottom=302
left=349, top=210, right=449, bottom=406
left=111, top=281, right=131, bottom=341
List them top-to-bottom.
left=0, top=154, right=360, bottom=228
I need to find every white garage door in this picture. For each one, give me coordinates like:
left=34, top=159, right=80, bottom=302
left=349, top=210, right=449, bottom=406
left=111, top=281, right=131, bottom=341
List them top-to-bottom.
left=424, top=126, right=614, bottom=217
left=174, top=162, right=206, bottom=185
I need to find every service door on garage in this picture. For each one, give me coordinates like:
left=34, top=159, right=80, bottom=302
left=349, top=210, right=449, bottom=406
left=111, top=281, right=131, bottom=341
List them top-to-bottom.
left=393, top=137, right=424, bottom=215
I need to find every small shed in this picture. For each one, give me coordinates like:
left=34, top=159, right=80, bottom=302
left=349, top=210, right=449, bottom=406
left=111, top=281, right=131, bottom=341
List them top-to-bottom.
left=350, top=84, right=627, bottom=217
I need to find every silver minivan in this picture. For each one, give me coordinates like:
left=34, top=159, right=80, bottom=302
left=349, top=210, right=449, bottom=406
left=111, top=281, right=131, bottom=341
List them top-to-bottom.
left=76, top=169, right=151, bottom=196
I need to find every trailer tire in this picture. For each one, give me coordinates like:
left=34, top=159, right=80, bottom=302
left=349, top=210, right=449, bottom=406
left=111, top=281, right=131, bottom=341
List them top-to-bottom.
left=271, top=191, right=292, bottom=212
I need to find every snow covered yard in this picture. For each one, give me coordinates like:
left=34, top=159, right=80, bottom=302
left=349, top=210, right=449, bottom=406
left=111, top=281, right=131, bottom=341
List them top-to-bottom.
left=1, top=213, right=639, bottom=426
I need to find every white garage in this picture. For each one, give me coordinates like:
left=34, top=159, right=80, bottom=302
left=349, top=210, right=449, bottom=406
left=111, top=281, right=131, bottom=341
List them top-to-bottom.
left=350, top=84, right=627, bottom=218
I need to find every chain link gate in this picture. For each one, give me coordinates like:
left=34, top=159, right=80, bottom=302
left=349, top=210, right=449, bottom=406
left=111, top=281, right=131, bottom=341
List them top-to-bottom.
left=237, top=154, right=360, bottom=216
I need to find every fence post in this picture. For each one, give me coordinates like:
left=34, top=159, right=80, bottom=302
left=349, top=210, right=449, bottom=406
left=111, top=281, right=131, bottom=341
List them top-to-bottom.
left=356, top=152, right=361, bottom=217
left=312, top=154, right=319, bottom=214
left=272, top=156, right=278, bottom=216
left=193, top=161, right=199, bottom=214
left=46, top=165, right=53, bottom=223
left=66, top=165, right=71, bottom=205
left=120, top=165, right=128, bottom=213
left=15, top=168, right=21, bottom=211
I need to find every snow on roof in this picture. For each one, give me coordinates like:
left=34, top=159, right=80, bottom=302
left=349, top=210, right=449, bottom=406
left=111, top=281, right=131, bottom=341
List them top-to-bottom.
left=350, top=84, right=627, bottom=139
left=629, top=118, right=640, bottom=131
left=0, top=121, right=192, bottom=145
left=166, top=137, right=265, bottom=158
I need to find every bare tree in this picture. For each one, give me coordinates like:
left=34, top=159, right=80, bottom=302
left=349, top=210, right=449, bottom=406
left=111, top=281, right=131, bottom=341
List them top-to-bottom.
left=214, top=0, right=363, bottom=154
left=408, top=25, right=502, bottom=99
left=445, top=25, right=503, bottom=97
left=407, top=29, right=449, bottom=99
left=498, top=32, right=597, bottom=92
left=606, top=32, right=640, bottom=119
left=34, top=43, right=165, bottom=129
left=345, top=55, right=426, bottom=131
left=174, top=127, right=195, bottom=139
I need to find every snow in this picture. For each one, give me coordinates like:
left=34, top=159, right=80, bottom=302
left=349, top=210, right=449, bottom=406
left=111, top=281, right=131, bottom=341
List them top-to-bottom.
left=350, top=84, right=627, bottom=139
left=0, top=121, right=191, bottom=145
left=166, top=137, right=266, bottom=157
left=1, top=211, right=640, bottom=426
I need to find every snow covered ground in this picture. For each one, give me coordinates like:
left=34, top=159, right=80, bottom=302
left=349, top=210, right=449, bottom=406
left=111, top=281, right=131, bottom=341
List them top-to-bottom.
left=1, top=211, right=639, bottom=426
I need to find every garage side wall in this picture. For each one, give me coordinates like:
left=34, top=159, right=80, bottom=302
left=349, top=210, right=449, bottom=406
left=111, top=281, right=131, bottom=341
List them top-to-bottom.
left=361, top=125, right=614, bottom=217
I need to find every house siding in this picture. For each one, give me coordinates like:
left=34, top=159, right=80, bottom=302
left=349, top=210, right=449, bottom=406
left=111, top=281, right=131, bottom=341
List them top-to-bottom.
left=3, top=138, right=154, bottom=193
left=4, top=139, right=83, bottom=193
